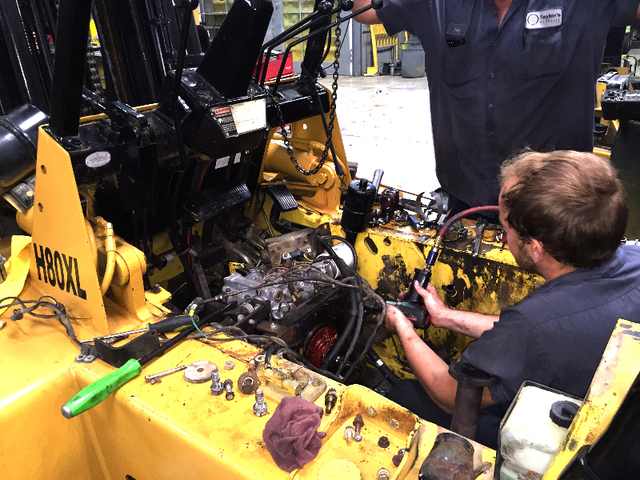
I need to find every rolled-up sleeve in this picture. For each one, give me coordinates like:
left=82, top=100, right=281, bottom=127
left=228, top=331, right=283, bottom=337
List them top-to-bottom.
left=377, top=0, right=426, bottom=36
left=459, top=310, right=531, bottom=404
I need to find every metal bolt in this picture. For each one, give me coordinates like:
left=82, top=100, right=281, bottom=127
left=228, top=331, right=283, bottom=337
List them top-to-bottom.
left=224, top=360, right=235, bottom=370
left=145, top=365, right=187, bottom=383
left=210, top=365, right=224, bottom=396
left=224, top=379, right=235, bottom=401
left=325, top=387, right=337, bottom=415
left=253, top=388, right=268, bottom=417
left=353, top=413, right=364, bottom=442
left=344, top=426, right=355, bottom=443
left=378, top=436, right=390, bottom=448
left=377, top=468, right=390, bottom=480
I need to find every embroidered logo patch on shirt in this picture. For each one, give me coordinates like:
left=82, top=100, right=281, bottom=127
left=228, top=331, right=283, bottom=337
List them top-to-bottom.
left=525, top=8, right=562, bottom=29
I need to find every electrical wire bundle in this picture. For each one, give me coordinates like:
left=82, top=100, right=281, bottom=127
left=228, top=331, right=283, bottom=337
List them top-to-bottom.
left=1, top=295, right=81, bottom=346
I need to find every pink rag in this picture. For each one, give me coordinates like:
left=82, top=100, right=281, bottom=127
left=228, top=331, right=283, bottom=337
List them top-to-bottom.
left=262, top=396, right=327, bottom=472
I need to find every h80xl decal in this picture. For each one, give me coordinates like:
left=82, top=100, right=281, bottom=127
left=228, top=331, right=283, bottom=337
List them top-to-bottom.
left=33, top=244, right=87, bottom=299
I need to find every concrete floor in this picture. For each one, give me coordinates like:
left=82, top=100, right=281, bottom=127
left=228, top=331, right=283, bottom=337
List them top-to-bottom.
left=320, top=75, right=439, bottom=195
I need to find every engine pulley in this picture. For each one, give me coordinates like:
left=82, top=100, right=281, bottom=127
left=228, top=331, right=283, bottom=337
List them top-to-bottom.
left=304, top=325, right=339, bottom=368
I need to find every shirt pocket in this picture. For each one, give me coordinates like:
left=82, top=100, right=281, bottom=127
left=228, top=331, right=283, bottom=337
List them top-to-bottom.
left=521, top=26, right=567, bottom=79
left=441, top=43, right=477, bottom=86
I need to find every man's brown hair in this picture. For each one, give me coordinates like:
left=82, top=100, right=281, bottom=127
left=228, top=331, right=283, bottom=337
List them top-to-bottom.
left=500, top=150, right=628, bottom=268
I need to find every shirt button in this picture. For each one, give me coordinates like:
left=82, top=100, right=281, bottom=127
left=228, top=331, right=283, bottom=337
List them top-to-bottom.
left=493, top=41, right=498, bottom=47
left=490, top=72, right=495, bottom=78
left=488, top=104, right=493, bottom=109
left=488, top=132, right=493, bottom=137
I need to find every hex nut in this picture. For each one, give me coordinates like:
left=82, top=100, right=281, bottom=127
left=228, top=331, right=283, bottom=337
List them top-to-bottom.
left=224, top=360, right=235, bottom=370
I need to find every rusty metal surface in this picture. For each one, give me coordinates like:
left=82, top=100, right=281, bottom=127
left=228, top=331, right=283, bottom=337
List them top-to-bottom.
left=419, top=433, right=475, bottom=480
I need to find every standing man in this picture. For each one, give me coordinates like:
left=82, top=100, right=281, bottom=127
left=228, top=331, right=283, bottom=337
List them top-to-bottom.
left=353, top=1, right=640, bottom=209
left=383, top=150, right=640, bottom=448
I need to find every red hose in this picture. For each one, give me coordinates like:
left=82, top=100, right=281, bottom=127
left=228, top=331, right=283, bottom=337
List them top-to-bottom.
left=424, top=205, right=500, bottom=268
left=436, top=205, right=500, bottom=239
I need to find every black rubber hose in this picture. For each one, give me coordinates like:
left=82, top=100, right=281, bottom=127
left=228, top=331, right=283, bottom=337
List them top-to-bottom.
left=315, top=231, right=364, bottom=377
left=315, top=231, right=352, bottom=277
left=322, top=234, right=358, bottom=271
left=320, top=290, right=359, bottom=370
left=335, top=296, right=363, bottom=378
left=340, top=306, right=385, bottom=381
left=264, top=344, right=281, bottom=367
left=277, top=347, right=343, bottom=382
left=366, top=347, right=400, bottom=386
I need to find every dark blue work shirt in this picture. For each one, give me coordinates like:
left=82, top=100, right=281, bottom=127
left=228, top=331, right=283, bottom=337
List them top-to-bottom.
left=378, top=0, right=639, bottom=207
left=460, top=245, right=640, bottom=404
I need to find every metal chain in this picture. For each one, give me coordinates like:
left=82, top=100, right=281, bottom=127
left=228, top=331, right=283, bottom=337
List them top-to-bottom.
left=271, top=14, right=342, bottom=176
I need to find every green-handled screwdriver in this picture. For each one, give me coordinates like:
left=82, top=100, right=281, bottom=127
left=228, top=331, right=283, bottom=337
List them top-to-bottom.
left=61, top=305, right=230, bottom=419
left=79, top=315, right=197, bottom=344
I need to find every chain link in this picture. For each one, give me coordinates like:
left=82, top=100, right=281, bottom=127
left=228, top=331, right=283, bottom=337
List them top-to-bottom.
left=271, top=14, right=342, bottom=176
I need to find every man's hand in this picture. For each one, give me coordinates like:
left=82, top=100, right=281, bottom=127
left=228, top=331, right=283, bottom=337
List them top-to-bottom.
left=352, top=0, right=382, bottom=24
left=412, top=281, right=450, bottom=328
left=413, top=281, right=500, bottom=339
left=384, top=304, right=416, bottom=336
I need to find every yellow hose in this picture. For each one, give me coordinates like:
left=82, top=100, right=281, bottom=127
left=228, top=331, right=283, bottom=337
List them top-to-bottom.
left=100, top=222, right=116, bottom=295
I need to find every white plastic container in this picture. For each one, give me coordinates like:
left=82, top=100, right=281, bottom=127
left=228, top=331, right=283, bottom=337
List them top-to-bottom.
left=498, top=382, right=582, bottom=480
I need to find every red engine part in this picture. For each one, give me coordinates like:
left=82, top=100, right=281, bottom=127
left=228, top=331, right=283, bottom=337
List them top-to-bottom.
left=304, top=326, right=339, bottom=368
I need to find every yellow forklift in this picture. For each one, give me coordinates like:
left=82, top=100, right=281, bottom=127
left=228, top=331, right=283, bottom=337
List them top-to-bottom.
left=0, top=0, right=639, bottom=478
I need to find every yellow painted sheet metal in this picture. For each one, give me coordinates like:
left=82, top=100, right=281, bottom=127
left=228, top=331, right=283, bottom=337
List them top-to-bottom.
left=0, top=235, right=31, bottom=315
left=0, top=281, right=497, bottom=479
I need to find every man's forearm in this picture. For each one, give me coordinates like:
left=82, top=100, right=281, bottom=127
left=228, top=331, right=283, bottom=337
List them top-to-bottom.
left=436, top=310, right=499, bottom=339
left=395, top=322, right=458, bottom=412
left=396, top=322, right=498, bottom=414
